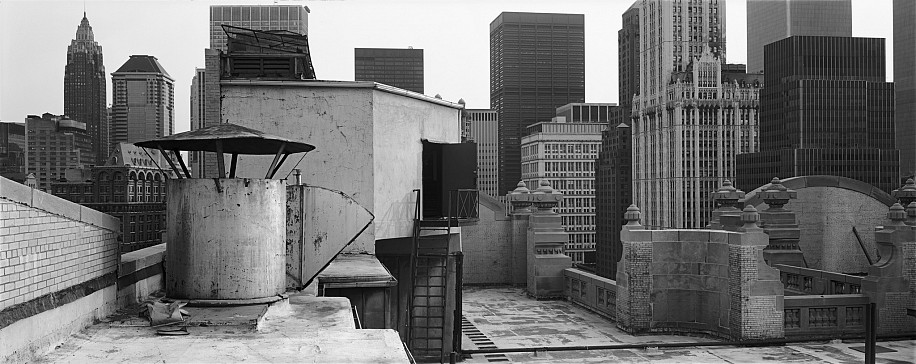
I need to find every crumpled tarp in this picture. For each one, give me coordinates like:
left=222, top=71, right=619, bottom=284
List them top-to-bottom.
left=140, top=300, right=188, bottom=327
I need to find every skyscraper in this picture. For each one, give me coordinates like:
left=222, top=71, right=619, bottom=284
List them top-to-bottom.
left=632, top=0, right=763, bottom=229
left=746, top=0, right=852, bottom=74
left=895, top=0, right=916, bottom=180
left=618, top=4, right=640, bottom=108
left=209, top=5, right=309, bottom=51
left=64, top=12, right=108, bottom=165
left=490, top=12, right=585, bottom=197
left=736, top=36, right=898, bottom=194
left=355, top=48, right=424, bottom=94
left=110, top=55, right=174, bottom=145
left=189, top=68, right=206, bottom=178
left=466, top=109, right=499, bottom=199
left=520, top=116, right=603, bottom=264
left=595, top=121, right=631, bottom=279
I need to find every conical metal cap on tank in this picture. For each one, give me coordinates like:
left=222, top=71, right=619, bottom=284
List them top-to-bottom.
left=135, top=123, right=316, bottom=303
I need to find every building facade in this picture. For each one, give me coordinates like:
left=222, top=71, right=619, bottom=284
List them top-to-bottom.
left=632, top=0, right=764, bottom=229
left=746, top=0, right=852, bottom=74
left=895, top=0, right=916, bottom=180
left=619, top=4, right=640, bottom=108
left=209, top=5, right=309, bottom=51
left=64, top=12, right=108, bottom=166
left=490, top=12, right=585, bottom=198
left=736, top=36, right=898, bottom=194
left=354, top=48, right=424, bottom=94
left=110, top=55, right=175, bottom=146
left=190, top=68, right=206, bottom=178
left=556, top=103, right=618, bottom=123
left=466, top=109, right=499, bottom=200
left=25, top=114, right=92, bottom=191
left=520, top=118, right=603, bottom=264
left=594, top=121, right=631, bottom=279
left=0, top=122, right=25, bottom=182
left=51, top=143, right=172, bottom=252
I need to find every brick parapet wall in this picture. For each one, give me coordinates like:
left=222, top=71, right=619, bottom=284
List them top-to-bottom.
left=0, top=177, right=120, bottom=311
left=862, top=225, right=916, bottom=335
left=728, top=229, right=784, bottom=340
left=615, top=232, right=651, bottom=333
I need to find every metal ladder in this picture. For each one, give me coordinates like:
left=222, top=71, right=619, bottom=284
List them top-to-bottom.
left=408, top=189, right=454, bottom=362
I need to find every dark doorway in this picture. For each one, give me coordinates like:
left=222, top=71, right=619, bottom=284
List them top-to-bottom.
left=421, top=141, right=476, bottom=219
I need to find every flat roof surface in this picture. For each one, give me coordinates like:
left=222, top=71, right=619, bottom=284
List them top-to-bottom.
left=460, top=287, right=916, bottom=363
left=37, top=295, right=409, bottom=363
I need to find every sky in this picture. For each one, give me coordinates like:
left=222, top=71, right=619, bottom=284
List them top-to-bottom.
left=0, top=0, right=894, bottom=135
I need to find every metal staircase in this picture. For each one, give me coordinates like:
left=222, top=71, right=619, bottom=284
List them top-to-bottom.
left=406, top=189, right=476, bottom=363
left=408, top=189, right=454, bottom=362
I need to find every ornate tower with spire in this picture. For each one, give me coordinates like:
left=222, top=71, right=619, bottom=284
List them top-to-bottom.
left=65, top=12, right=108, bottom=165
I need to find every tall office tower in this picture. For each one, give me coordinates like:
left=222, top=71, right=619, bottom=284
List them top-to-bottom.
left=633, top=0, right=763, bottom=229
left=746, top=0, right=852, bottom=74
left=896, top=0, right=916, bottom=180
left=619, top=4, right=640, bottom=108
left=210, top=5, right=309, bottom=51
left=64, top=12, right=108, bottom=165
left=490, top=12, right=585, bottom=197
left=736, top=36, right=898, bottom=194
left=355, top=48, right=424, bottom=94
left=110, top=55, right=175, bottom=146
left=189, top=68, right=206, bottom=178
left=466, top=109, right=500, bottom=199
left=25, top=113, right=92, bottom=191
left=520, top=117, right=603, bottom=264
left=595, top=121, right=631, bottom=279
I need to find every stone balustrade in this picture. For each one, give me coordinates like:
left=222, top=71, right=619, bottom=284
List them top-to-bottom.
left=775, top=264, right=863, bottom=296
left=784, top=294, right=869, bottom=339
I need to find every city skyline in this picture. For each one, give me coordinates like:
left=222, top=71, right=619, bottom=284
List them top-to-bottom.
left=0, top=0, right=895, bottom=135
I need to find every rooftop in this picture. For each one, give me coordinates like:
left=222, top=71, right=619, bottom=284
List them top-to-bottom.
left=459, top=287, right=916, bottom=363
left=36, top=293, right=409, bottom=363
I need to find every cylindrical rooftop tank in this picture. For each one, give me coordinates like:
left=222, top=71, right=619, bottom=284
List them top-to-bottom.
left=165, top=178, right=285, bottom=301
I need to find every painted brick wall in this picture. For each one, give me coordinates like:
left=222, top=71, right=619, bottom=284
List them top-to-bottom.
left=0, top=177, right=120, bottom=311
left=461, top=197, right=513, bottom=285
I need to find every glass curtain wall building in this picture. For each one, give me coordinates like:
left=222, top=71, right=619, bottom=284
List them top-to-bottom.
left=490, top=12, right=585, bottom=198
left=736, top=36, right=898, bottom=194
left=354, top=48, right=424, bottom=94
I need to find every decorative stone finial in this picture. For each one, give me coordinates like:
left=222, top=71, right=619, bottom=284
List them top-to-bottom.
left=760, top=177, right=797, bottom=211
left=892, top=178, right=916, bottom=206
left=535, top=179, right=554, bottom=194
left=711, top=179, right=745, bottom=209
left=511, top=180, right=530, bottom=194
left=530, top=180, right=562, bottom=212
left=508, top=181, right=533, bottom=213
left=888, top=203, right=907, bottom=225
left=624, top=204, right=641, bottom=226
left=741, top=205, right=759, bottom=228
